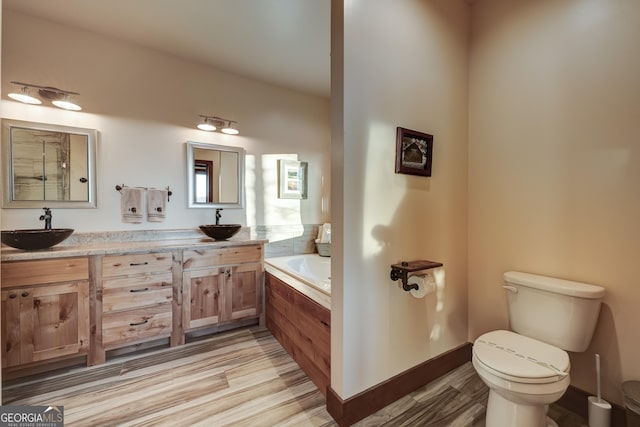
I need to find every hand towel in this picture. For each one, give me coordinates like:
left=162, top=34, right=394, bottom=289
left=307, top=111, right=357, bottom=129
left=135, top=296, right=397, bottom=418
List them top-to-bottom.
left=121, top=187, right=144, bottom=223
left=147, top=188, right=168, bottom=222
left=320, top=223, right=331, bottom=243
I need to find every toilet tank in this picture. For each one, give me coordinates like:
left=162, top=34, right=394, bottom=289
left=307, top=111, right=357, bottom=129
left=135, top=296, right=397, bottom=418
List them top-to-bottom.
left=504, top=271, right=605, bottom=352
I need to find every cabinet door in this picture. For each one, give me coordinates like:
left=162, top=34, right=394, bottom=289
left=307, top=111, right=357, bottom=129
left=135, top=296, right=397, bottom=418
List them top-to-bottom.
left=226, top=263, right=263, bottom=321
left=182, top=268, right=224, bottom=330
left=1, top=282, right=90, bottom=368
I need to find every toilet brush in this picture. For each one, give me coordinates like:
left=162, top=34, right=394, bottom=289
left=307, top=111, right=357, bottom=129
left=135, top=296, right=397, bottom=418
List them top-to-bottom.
left=588, top=354, right=611, bottom=427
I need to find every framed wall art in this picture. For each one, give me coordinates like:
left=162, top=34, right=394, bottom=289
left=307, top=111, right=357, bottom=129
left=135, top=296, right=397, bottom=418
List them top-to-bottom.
left=395, top=127, right=434, bottom=177
left=278, top=159, right=308, bottom=199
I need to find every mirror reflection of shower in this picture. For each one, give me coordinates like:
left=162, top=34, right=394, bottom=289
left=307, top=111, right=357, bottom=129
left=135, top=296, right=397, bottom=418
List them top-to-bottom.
left=12, top=130, right=74, bottom=201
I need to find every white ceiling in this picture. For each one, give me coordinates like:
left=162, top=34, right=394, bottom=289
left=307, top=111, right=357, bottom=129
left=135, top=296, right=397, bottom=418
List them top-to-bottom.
left=3, top=0, right=331, bottom=98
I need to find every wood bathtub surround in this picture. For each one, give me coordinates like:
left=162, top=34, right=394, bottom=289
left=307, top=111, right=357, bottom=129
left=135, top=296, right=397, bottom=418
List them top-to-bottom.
left=0, top=240, right=265, bottom=375
left=265, top=272, right=331, bottom=396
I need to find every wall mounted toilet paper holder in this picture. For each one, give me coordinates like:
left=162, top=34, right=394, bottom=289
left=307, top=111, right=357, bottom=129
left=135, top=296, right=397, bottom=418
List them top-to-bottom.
left=390, top=260, right=443, bottom=291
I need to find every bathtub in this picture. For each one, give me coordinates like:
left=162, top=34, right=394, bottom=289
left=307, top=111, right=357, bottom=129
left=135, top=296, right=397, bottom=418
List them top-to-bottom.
left=264, top=254, right=331, bottom=309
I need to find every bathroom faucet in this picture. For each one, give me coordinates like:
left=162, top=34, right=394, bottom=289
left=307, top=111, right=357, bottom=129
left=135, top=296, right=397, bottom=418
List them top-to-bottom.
left=39, top=207, right=52, bottom=230
left=215, top=208, right=223, bottom=225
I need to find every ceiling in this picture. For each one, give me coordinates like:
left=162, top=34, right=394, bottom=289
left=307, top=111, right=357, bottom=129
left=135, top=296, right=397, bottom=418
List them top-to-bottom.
left=3, top=0, right=331, bottom=98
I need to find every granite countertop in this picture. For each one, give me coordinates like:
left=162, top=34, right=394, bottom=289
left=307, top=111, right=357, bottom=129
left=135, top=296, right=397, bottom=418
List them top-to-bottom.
left=0, top=229, right=267, bottom=262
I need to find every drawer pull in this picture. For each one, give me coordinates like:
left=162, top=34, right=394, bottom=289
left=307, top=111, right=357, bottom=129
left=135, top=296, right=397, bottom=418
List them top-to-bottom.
left=129, top=261, right=149, bottom=266
left=129, top=288, right=150, bottom=293
left=21, top=292, right=30, bottom=298
left=9, top=293, right=17, bottom=299
left=130, top=320, right=149, bottom=326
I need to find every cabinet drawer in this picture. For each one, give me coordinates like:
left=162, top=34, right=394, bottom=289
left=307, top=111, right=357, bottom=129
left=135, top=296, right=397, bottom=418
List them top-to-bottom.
left=183, top=245, right=262, bottom=270
left=102, top=252, right=172, bottom=278
left=1, top=257, right=89, bottom=288
left=103, top=273, right=173, bottom=312
left=102, top=303, right=172, bottom=347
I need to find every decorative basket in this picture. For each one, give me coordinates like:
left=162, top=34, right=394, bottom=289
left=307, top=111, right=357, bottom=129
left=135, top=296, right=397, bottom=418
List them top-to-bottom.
left=316, top=242, right=331, bottom=257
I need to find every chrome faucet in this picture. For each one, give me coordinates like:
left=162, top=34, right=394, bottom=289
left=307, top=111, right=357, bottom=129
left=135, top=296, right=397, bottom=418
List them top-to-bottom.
left=39, top=207, right=52, bottom=230
left=215, top=208, right=223, bottom=225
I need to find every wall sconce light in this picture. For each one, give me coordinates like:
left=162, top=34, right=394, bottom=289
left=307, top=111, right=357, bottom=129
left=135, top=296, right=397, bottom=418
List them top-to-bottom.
left=7, top=81, right=82, bottom=111
left=8, top=85, right=42, bottom=105
left=197, top=115, right=239, bottom=135
left=197, top=115, right=218, bottom=131
left=221, top=121, right=239, bottom=135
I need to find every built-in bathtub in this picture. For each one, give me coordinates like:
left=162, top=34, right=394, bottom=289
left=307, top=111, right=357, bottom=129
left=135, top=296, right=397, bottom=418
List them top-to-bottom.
left=264, top=254, right=331, bottom=395
left=265, top=254, right=331, bottom=307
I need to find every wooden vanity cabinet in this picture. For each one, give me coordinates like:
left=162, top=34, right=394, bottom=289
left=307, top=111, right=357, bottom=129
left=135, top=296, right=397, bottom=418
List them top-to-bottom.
left=1, top=242, right=264, bottom=371
left=182, top=245, right=263, bottom=332
left=98, top=252, right=173, bottom=356
left=1, top=258, right=90, bottom=368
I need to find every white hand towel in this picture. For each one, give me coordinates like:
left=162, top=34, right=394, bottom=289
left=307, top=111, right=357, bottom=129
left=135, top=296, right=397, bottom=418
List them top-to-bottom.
left=121, top=187, right=144, bottom=223
left=147, top=188, right=168, bottom=222
left=320, top=223, right=331, bottom=243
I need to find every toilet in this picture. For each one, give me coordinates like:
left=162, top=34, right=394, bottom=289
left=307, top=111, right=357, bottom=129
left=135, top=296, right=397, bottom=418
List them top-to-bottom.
left=473, top=271, right=605, bottom=427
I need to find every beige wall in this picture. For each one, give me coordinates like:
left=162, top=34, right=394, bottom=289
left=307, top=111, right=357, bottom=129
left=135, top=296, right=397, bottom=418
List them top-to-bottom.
left=332, top=0, right=470, bottom=398
left=468, top=0, right=640, bottom=405
left=1, top=9, right=330, bottom=231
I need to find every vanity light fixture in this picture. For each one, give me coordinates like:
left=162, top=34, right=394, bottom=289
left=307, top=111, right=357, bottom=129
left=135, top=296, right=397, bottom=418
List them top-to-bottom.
left=7, top=81, right=82, bottom=111
left=8, top=85, right=42, bottom=105
left=51, top=95, right=82, bottom=111
left=197, top=115, right=239, bottom=135
left=197, top=115, right=218, bottom=132
left=221, top=121, right=239, bottom=135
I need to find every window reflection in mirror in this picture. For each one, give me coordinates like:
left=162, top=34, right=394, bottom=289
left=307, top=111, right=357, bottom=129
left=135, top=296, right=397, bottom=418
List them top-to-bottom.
left=2, top=119, right=97, bottom=208
left=186, top=142, right=244, bottom=209
left=194, top=160, right=213, bottom=203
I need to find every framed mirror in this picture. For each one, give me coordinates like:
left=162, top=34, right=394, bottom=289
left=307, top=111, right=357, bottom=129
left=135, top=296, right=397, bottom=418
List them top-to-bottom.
left=2, top=119, right=98, bottom=208
left=186, top=141, right=244, bottom=209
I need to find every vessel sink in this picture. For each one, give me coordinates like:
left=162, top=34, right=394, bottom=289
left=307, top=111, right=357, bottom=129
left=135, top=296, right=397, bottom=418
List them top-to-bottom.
left=199, top=224, right=242, bottom=241
left=1, top=228, right=74, bottom=250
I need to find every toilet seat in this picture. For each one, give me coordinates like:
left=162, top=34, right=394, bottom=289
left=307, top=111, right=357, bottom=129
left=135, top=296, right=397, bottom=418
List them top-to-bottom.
left=473, top=330, right=570, bottom=384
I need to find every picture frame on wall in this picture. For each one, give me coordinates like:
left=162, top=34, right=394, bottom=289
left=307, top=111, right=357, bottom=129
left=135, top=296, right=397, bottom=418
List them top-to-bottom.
left=395, top=127, right=434, bottom=177
left=278, top=159, right=308, bottom=199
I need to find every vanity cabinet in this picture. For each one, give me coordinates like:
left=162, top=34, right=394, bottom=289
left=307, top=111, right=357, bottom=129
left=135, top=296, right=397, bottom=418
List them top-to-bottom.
left=1, top=241, right=264, bottom=372
left=182, top=245, right=263, bottom=331
left=99, top=252, right=173, bottom=351
left=1, top=258, right=90, bottom=368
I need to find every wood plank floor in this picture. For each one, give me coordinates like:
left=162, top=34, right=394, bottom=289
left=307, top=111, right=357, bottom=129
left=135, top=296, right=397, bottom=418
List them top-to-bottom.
left=2, top=327, right=587, bottom=426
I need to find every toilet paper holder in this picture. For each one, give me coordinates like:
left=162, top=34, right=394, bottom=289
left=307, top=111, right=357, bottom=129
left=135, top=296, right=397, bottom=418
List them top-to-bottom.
left=390, top=260, right=443, bottom=291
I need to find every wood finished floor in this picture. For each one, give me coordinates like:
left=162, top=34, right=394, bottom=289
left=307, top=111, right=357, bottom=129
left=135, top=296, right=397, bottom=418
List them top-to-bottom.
left=2, top=327, right=587, bottom=426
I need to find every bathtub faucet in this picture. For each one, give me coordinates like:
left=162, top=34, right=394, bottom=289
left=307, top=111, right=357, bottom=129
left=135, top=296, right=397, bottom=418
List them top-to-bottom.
left=215, top=208, right=223, bottom=225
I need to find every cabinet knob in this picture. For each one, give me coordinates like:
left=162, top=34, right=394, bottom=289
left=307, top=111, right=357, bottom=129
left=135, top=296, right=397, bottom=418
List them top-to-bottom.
left=21, top=291, right=29, bottom=298
left=9, top=293, right=17, bottom=299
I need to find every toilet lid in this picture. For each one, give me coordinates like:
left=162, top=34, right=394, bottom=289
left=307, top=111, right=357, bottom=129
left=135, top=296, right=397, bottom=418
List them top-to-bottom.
left=473, top=330, right=570, bottom=381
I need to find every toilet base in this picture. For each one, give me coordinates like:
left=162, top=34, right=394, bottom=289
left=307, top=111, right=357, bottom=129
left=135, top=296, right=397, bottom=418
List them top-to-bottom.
left=486, top=389, right=557, bottom=427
